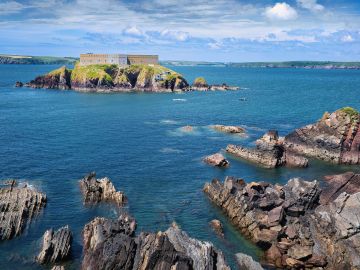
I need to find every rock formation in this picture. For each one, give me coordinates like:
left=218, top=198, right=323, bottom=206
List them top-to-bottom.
left=26, top=66, right=71, bottom=90
left=15, top=81, right=23, bottom=87
left=284, top=107, right=360, bottom=164
left=211, top=125, right=245, bottom=134
left=227, top=130, right=308, bottom=168
left=203, top=153, right=229, bottom=167
left=79, top=172, right=126, bottom=206
left=204, top=174, right=360, bottom=269
left=0, top=184, right=47, bottom=240
left=82, top=215, right=230, bottom=270
left=209, top=219, right=224, bottom=237
left=37, top=225, right=72, bottom=264
left=235, top=253, right=264, bottom=270
left=51, top=266, right=65, bottom=270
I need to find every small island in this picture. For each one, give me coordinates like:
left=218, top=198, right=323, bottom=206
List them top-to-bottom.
left=19, top=53, right=239, bottom=93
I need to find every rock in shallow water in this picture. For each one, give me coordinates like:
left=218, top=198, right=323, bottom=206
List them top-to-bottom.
left=211, top=125, right=245, bottom=134
left=203, top=153, right=229, bottom=167
left=79, top=172, right=126, bottom=206
left=203, top=174, right=360, bottom=269
left=0, top=185, right=47, bottom=240
left=82, top=215, right=230, bottom=270
left=209, top=219, right=224, bottom=237
left=37, top=225, right=72, bottom=264
left=235, top=253, right=264, bottom=270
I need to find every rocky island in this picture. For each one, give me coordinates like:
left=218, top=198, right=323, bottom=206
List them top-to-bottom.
left=19, top=63, right=239, bottom=93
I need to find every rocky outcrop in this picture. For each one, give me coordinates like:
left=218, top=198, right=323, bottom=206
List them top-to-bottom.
left=26, top=66, right=71, bottom=90
left=15, top=81, right=23, bottom=87
left=284, top=107, right=360, bottom=164
left=211, top=125, right=245, bottom=134
left=227, top=130, right=308, bottom=168
left=203, top=153, right=229, bottom=167
left=79, top=172, right=126, bottom=206
left=320, top=172, right=360, bottom=204
left=204, top=174, right=360, bottom=269
left=0, top=185, right=47, bottom=240
left=82, top=215, right=230, bottom=270
left=209, top=219, right=224, bottom=237
left=37, top=226, right=72, bottom=264
left=235, top=253, right=264, bottom=270
left=51, top=266, right=65, bottom=270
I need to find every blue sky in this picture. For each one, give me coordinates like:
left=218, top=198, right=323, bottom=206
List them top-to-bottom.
left=0, top=0, right=359, bottom=61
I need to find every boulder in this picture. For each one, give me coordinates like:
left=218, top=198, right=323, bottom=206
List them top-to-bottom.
left=15, top=81, right=23, bottom=87
left=284, top=107, right=360, bottom=164
left=211, top=125, right=245, bottom=134
left=203, top=153, right=229, bottom=167
left=79, top=172, right=126, bottom=206
left=0, top=184, right=47, bottom=240
left=82, top=215, right=230, bottom=270
left=209, top=219, right=224, bottom=237
left=37, top=226, right=72, bottom=264
left=235, top=253, right=264, bottom=270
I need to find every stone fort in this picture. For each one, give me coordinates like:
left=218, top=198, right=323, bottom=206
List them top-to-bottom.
left=80, top=53, right=158, bottom=66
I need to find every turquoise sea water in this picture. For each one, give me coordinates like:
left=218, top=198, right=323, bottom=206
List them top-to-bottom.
left=0, top=64, right=360, bottom=269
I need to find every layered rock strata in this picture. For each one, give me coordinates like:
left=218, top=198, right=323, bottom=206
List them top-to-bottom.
left=284, top=107, right=360, bottom=164
left=227, top=130, right=308, bottom=168
left=79, top=172, right=126, bottom=206
left=204, top=175, right=360, bottom=269
left=0, top=185, right=47, bottom=240
left=82, top=215, right=230, bottom=270
left=37, top=225, right=72, bottom=264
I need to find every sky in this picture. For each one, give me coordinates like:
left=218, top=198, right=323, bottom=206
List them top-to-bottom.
left=0, top=0, right=360, bottom=62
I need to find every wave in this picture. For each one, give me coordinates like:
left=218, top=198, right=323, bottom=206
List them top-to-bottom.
left=172, top=98, right=187, bottom=102
left=160, top=119, right=179, bottom=125
left=159, top=147, right=184, bottom=154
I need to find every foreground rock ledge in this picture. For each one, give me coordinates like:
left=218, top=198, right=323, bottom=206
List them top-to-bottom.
left=79, top=172, right=126, bottom=206
left=203, top=174, right=360, bottom=269
left=0, top=184, right=47, bottom=240
left=82, top=215, right=230, bottom=270
left=37, top=225, right=72, bottom=264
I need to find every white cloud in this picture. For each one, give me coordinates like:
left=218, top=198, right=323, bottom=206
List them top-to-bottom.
left=297, top=0, right=324, bottom=12
left=0, top=1, right=24, bottom=15
left=265, top=2, right=298, bottom=21
left=124, top=26, right=143, bottom=36
left=161, top=30, right=189, bottom=41
left=341, top=34, right=354, bottom=42
left=208, top=42, right=222, bottom=49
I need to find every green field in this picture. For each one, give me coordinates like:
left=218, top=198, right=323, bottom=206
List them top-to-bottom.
left=0, top=54, right=78, bottom=65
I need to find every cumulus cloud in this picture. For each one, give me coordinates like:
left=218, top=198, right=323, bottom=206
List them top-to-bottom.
left=297, top=0, right=324, bottom=12
left=0, top=1, right=24, bottom=15
left=265, top=2, right=298, bottom=21
left=124, top=26, right=144, bottom=36
left=160, top=30, right=189, bottom=41
left=341, top=34, right=354, bottom=42
left=208, top=42, right=222, bottom=49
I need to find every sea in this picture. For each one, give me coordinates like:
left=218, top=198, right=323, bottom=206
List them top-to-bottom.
left=0, top=64, right=360, bottom=269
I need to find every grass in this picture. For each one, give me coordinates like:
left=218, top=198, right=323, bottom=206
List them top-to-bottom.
left=340, top=107, right=359, bottom=121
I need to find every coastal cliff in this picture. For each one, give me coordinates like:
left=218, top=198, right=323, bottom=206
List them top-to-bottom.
left=26, top=63, right=189, bottom=92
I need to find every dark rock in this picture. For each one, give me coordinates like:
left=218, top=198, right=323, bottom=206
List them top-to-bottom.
left=26, top=66, right=71, bottom=90
left=15, top=81, right=23, bottom=87
left=284, top=108, right=360, bottom=164
left=203, top=153, right=229, bottom=167
left=79, top=172, right=126, bottom=206
left=0, top=185, right=47, bottom=240
left=82, top=215, right=230, bottom=270
left=37, top=226, right=72, bottom=264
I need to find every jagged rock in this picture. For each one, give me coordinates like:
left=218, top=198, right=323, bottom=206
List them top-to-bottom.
left=26, top=66, right=71, bottom=90
left=15, top=81, right=23, bottom=87
left=284, top=107, right=360, bottom=164
left=211, top=125, right=245, bottom=134
left=227, top=131, right=308, bottom=169
left=203, top=153, right=229, bottom=167
left=79, top=172, right=126, bottom=206
left=320, top=172, right=360, bottom=204
left=203, top=176, right=328, bottom=269
left=0, top=185, right=47, bottom=240
left=82, top=215, right=230, bottom=270
left=209, top=219, right=224, bottom=237
left=37, top=226, right=72, bottom=264
left=236, top=253, right=264, bottom=270
left=51, top=266, right=65, bottom=270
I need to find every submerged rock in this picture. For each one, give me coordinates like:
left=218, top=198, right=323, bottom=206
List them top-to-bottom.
left=15, top=81, right=23, bottom=87
left=285, top=107, right=360, bottom=164
left=211, top=125, right=245, bottom=134
left=227, top=130, right=308, bottom=168
left=204, top=153, right=229, bottom=167
left=79, top=172, right=126, bottom=206
left=204, top=173, right=360, bottom=269
left=0, top=184, right=47, bottom=240
left=82, top=215, right=230, bottom=270
left=209, top=219, right=224, bottom=237
left=37, top=225, right=72, bottom=264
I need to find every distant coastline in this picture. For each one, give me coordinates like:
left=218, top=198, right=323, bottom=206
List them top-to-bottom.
left=1, top=54, right=360, bottom=69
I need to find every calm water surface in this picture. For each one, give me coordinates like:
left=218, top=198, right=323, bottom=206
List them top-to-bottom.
left=0, top=64, right=360, bottom=269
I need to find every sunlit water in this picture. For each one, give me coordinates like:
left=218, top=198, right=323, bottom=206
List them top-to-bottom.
left=1, top=64, right=360, bottom=269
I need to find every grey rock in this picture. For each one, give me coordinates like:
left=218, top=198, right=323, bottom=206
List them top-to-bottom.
left=235, top=253, right=263, bottom=270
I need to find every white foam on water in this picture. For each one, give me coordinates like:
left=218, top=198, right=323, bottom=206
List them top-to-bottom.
left=172, top=98, right=187, bottom=102
left=160, top=119, right=179, bottom=125
left=159, top=147, right=184, bottom=154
